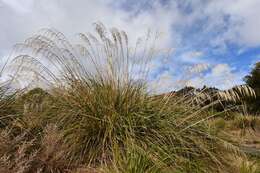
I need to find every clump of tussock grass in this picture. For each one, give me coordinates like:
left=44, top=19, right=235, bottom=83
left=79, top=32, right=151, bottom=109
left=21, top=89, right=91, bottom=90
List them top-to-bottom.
left=4, top=23, right=256, bottom=172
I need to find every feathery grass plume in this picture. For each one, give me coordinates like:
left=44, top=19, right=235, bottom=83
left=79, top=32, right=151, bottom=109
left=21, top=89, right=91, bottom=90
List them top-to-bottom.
left=7, top=23, right=252, bottom=172
left=217, top=85, right=256, bottom=103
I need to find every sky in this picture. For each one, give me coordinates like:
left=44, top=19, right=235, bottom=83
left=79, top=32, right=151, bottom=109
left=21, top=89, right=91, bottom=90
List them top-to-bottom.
left=0, top=0, right=259, bottom=92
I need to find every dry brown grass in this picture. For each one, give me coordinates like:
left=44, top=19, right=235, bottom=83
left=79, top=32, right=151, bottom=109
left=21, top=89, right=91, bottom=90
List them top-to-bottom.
left=0, top=124, right=76, bottom=173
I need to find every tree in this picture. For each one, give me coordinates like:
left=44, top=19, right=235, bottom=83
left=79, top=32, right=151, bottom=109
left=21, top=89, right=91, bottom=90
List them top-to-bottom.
left=244, top=62, right=260, bottom=114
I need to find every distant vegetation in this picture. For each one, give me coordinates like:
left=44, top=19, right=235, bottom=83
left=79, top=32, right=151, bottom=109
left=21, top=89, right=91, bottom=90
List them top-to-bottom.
left=0, top=24, right=259, bottom=173
left=244, top=62, right=260, bottom=114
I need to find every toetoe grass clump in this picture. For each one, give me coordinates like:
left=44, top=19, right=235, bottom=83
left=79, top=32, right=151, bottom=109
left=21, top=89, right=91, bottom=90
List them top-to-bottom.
left=0, top=24, right=256, bottom=172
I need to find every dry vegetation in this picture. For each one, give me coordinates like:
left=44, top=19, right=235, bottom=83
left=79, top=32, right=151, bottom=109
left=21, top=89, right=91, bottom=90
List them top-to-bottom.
left=0, top=24, right=259, bottom=173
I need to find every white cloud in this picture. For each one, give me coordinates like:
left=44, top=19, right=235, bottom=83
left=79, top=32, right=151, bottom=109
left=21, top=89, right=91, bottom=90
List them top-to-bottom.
left=0, top=0, right=258, bottom=91
left=0, top=0, right=183, bottom=59
left=1, top=0, right=34, bottom=13
left=1, top=0, right=260, bottom=55
left=204, top=0, right=260, bottom=47
left=179, top=51, right=204, bottom=63
left=182, top=63, right=245, bottom=90
left=188, top=63, right=210, bottom=74
left=204, top=64, right=244, bottom=90
left=211, top=64, right=231, bottom=76
left=150, top=71, right=177, bottom=93
left=186, top=76, right=205, bottom=89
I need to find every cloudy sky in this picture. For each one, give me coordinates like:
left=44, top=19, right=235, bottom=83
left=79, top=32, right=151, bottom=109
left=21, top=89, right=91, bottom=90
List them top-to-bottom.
left=0, top=0, right=259, bottom=92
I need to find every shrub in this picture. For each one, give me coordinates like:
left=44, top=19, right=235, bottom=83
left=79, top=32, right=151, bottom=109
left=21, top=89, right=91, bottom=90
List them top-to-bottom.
left=244, top=62, right=260, bottom=114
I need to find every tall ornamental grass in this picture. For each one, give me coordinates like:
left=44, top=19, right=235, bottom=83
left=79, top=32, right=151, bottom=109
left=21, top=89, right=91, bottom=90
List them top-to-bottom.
left=0, top=23, right=255, bottom=173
